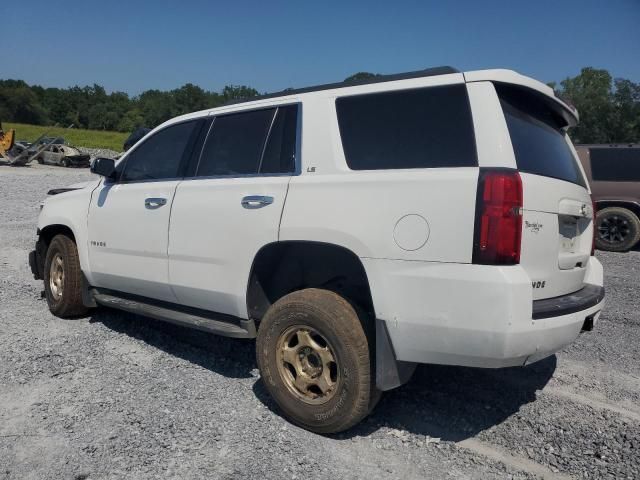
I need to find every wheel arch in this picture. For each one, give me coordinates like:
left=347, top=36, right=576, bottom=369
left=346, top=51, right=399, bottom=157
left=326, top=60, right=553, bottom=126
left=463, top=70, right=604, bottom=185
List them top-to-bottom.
left=595, top=200, right=640, bottom=219
left=39, top=223, right=76, bottom=244
left=34, top=224, right=77, bottom=279
left=246, top=240, right=375, bottom=323
left=247, top=240, right=415, bottom=392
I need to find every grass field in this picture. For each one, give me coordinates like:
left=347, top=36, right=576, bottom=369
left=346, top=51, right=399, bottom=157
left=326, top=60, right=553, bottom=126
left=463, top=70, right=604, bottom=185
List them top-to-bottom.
left=5, top=123, right=127, bottom=152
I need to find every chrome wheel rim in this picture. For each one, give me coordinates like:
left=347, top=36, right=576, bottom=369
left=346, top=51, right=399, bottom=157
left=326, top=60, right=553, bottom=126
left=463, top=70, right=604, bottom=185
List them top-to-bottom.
left=49, top=253, right=64, bottom=300
left=276, top=326, right=340, bottom=405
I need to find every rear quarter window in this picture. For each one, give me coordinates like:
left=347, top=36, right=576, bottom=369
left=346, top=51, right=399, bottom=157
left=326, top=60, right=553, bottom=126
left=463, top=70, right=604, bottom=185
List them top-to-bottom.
left=336, top=84, right=477, bottom=170
left=497, top=84, right=586, bottom=188
left=590, top=148, right=640, bottom=182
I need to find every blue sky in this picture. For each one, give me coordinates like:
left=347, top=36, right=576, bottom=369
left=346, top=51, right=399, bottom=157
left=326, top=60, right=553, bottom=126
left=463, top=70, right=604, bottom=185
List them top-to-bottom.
left=3, top=0, right=639, bottom=95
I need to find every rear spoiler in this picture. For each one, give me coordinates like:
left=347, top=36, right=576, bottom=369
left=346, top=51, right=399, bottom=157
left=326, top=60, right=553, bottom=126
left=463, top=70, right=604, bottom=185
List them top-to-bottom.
left=464, top=69, right=579, bottom=127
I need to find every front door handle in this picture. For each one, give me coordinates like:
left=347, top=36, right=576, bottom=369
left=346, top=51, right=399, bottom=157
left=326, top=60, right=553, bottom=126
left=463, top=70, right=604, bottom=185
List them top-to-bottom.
left=241, top=195, right=274, bottom=209
left=145, top=197, right=167, bottom=209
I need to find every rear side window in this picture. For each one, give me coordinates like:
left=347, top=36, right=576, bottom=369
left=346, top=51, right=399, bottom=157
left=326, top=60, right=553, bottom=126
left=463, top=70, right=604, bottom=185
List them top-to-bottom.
left=336, top=84, right=477, bottom=170
left=498, top=85, right=586, bottom=187
left=260, top=105, right=298, bottom=174
left=197, top=108, right=275, bottom=176
left=121, top=121, right=198, bottom=182
left=590, top=148, right=640, bottom=182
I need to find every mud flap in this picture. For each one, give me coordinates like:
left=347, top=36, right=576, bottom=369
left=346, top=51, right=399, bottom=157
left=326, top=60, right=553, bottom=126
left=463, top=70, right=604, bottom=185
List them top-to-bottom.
left=29, top=238, right=47, bottom=280
left=28, top=250, right=41, bottom=279
left=81, top=274, right=97, bottom=308
left=375, top=319, right=417, bottom=391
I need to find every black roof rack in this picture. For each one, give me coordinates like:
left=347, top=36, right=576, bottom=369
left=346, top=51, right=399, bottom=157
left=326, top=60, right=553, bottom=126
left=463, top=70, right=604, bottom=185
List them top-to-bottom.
left=223, top=66, right=460, bottom=106
left=576, top=143, right=640, bottom=148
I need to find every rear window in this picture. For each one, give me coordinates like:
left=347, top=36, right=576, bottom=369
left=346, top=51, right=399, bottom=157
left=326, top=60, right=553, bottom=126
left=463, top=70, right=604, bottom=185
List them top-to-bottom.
left=336, top=85, right=477, bottom=170
left=498, top=85, right=586, bottom=187
left=197, top=108, right=275, bottom=177
left=590, top=148, right=640, bottom=182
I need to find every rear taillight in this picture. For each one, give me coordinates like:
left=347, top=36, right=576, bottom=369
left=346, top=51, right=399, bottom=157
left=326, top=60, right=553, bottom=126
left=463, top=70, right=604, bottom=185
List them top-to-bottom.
left=473, top=169, right=523, bottom=265
left=591, top=198, right=597, bottom=255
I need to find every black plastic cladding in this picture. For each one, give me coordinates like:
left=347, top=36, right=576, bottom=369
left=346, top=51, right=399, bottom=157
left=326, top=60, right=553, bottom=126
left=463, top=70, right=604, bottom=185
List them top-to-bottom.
left=223, top=66, right=460, bottom=106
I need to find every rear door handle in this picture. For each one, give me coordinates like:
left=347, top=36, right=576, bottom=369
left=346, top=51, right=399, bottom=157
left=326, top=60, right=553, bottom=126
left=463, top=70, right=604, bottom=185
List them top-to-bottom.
left=241, top=195, right=274, bottom=209
left=145, top=197, right=167, bottom=209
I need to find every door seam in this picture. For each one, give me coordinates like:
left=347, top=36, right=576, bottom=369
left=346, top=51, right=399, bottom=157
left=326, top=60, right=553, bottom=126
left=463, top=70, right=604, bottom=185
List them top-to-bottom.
left=278, top=178, right=292, bottom=241
left=166, top=179, right=183, bottom=302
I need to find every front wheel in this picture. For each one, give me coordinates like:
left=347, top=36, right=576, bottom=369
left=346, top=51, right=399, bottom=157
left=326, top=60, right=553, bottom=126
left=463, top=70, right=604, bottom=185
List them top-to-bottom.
left=61, top=158, right=70, bottom=168
left=595, top=207, right=640, bottom=252
left=43, top=234, right=88, bottom=318
left=256, top=288, right=377, bottom=434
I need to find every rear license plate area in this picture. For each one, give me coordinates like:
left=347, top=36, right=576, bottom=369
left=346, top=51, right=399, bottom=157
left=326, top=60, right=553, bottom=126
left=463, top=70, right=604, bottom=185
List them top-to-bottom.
left=559, top=217, right=578, bottom=253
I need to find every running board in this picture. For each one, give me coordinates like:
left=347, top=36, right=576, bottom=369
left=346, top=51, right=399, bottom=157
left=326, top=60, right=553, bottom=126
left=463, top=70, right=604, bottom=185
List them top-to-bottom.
left=91, top=290, right=256, bottom=339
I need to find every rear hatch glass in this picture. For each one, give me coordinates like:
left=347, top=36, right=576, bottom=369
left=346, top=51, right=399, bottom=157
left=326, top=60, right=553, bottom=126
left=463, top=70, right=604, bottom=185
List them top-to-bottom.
left=497, top=84, right=593, bottom=301
left=497, top=84, right=586, bottom=188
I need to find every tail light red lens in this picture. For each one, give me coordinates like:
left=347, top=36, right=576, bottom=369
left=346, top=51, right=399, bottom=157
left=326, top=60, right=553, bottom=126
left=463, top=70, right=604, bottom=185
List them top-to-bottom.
left=473, top=169, right=523, bottom=265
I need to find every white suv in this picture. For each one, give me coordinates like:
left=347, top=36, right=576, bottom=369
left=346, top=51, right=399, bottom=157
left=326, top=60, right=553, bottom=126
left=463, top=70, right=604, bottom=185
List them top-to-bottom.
left=30, top=67, right=605, bottom=433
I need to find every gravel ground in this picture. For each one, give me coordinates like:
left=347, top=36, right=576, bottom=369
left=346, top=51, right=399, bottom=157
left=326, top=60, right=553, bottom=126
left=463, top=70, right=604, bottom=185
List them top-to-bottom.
left=76, top=147, right=121, bottom=160
left=1, top=164, right=639, bottom=480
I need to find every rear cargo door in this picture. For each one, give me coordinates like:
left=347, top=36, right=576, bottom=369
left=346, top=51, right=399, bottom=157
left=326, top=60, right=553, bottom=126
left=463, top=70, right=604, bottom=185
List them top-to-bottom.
left=498, top=84, right=594, bottom=300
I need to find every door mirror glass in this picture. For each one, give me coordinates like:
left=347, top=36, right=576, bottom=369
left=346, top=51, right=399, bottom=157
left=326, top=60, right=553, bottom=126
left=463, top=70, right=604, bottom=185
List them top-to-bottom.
left=91, top=157, right=116, bottom=179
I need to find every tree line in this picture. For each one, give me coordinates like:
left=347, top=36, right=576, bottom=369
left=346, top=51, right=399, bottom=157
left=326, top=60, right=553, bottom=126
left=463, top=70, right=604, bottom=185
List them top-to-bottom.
left=1, top=67, right=638, bottom=144
left=0, top=80, right=259, bottom=133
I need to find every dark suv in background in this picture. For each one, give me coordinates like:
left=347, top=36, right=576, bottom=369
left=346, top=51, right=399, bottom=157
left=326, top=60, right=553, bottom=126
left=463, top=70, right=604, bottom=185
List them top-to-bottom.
left=576, top=144, right=640, bottom=252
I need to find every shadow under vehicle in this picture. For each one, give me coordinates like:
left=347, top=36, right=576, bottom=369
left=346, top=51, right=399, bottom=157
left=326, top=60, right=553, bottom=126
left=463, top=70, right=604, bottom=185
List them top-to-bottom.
left=89, top=307, right=557, bottom=442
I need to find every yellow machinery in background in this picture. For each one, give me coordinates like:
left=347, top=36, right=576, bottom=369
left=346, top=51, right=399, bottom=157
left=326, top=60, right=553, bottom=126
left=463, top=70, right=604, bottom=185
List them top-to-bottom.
left=0, top=123, right=16, bottom=156
left=0, top=124, right=61, bottom=166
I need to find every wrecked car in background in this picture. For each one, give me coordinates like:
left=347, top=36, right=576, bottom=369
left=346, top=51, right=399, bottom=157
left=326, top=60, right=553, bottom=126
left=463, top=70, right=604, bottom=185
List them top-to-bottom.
left=13, top=137, right=89, bottom=168
left=35, top=143, right=90, bottom=167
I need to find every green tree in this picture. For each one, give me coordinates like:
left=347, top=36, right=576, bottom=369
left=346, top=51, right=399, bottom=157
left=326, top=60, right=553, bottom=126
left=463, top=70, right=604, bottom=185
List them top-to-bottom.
left=557, top=67, right=616, bottom=143
left=344, top=72, right=380, bottom=83
left=611, top=78, right=640, bottom=142
left=0, top=80, right=48, bottom=124
left=172, top=83, right=209, bottom=114
left=222, top=85, right=259, bottom=102
left=138, top=89, right=176, bottom=127
left=117, top=109, right=145, bottom=132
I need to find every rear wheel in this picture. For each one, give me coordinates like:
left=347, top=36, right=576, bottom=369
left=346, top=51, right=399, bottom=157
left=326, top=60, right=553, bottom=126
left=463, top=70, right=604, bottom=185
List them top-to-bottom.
left=36, top=156, right=44, bottom=164
left=61, top=158, right=70, bottom=168
left=595, top=207, right=640, bottom=252
left=43, top=234, right=88, bottom=317
left=256, top=288, right=376, bottom=433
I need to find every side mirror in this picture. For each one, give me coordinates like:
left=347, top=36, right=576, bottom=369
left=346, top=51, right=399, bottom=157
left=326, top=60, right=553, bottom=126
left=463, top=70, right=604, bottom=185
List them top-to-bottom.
left=91, top=157, right=116, bottom=179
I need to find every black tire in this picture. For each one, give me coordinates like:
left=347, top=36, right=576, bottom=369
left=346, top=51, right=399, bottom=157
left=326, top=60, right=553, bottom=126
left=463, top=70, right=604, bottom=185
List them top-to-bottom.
left=36, top=156, right=44, bottom=164
left=61, top=158, right=70, bottom=168
left=595, top=207, right=640, bottom=252
left=43, top=234, right=89, bottom=318
left=256, top=288, right=376, bottom=433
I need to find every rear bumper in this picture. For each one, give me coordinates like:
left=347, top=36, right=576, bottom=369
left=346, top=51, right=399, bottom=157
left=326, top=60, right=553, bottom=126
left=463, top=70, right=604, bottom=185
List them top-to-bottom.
left=363, top=256, right=605, bottom=369
left=532, top=284, right=605, bottom=320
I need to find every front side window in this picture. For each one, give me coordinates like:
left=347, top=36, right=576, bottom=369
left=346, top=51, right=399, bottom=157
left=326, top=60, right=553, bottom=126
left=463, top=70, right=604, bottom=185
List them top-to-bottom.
left=336, top=84, right=477, bottom=170
left=121, top=120, right=198, bottom=182
left=590, top=148, right=640, bottom=182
